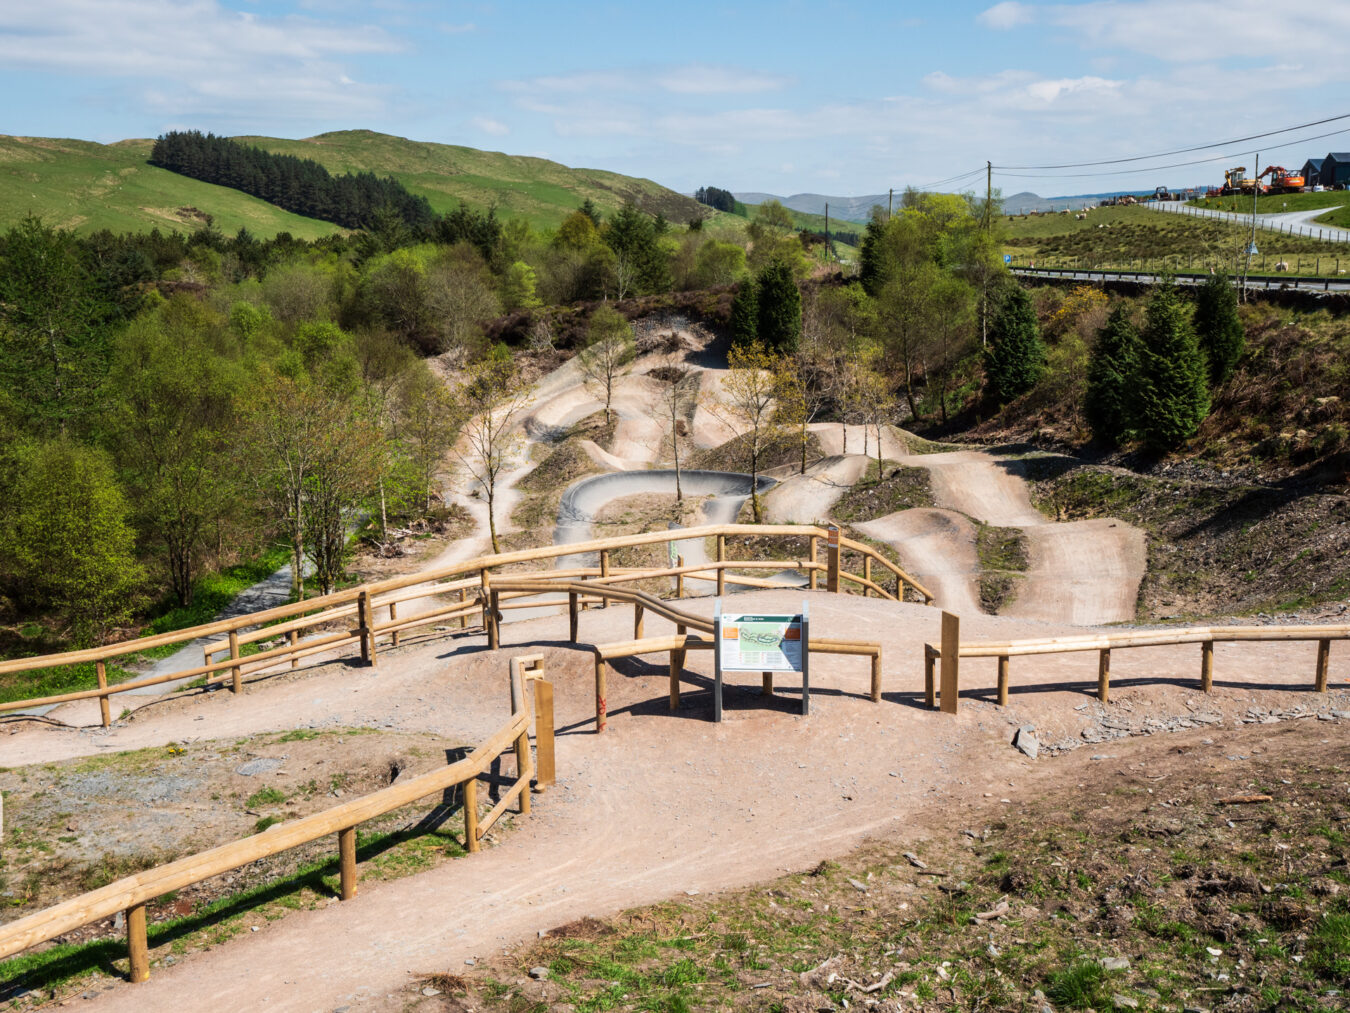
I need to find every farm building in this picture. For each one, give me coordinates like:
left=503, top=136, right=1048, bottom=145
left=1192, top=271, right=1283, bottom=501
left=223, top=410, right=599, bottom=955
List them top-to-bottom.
left=1320, top=153, right=1350, bottom=188
left=1301, top=157, right=1324, bottom=187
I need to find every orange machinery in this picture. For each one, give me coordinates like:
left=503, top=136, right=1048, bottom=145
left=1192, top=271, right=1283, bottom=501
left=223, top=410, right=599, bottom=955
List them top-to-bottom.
left=1257, top=165, right=1306, bottom=194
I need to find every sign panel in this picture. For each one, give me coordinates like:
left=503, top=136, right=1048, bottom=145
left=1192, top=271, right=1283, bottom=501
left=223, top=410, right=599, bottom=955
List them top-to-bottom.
left=1003, top=253, right=1012, bottom=264
left=719, top=614, right=803, bottom=672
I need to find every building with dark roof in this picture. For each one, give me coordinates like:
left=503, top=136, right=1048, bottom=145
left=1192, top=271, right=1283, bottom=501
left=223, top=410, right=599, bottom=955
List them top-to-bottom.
left=1321, top=153, right=1350, bottom=188
left=1301, top=157, right=1325, bottom=187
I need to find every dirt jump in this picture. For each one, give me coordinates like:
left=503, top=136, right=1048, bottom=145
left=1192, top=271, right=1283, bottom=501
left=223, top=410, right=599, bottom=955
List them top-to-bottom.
left=2, top=321, right=1306, bottom=1013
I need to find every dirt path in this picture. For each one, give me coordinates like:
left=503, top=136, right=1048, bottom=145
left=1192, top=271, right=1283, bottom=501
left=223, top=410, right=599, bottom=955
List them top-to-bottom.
left=763, top=454, right=869, bottom=524
left=855, top=509, right=983, bottom=614
left=1005, top=519, right=1147, bottom=626
left=10, top=591, right=1343, bottom=1011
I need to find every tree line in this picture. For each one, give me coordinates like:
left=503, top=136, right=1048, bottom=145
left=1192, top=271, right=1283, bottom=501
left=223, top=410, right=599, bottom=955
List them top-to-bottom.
left=151, top=131, right=434, bottom=231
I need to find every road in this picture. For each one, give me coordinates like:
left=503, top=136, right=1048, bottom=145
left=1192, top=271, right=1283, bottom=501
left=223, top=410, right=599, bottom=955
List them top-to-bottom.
left=1144, top=199, right=1350, bottom=244
left=1012, top=266, right=1350, bottom=294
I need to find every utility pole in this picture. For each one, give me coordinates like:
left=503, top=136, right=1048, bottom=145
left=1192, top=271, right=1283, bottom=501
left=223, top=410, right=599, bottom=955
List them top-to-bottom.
left=1242, top=153, right=1259, bottom=302
left=985, top=160, right=992, bottom=233
left=887, top=188, right=893, bottom=219
left=824, top=202, right=831, bottom=263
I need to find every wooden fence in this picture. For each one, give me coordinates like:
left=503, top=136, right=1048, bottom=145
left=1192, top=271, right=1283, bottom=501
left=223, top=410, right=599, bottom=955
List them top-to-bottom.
left=0, top=524, right=932, bottom=722
left=924, top=611, right=1348, bottom=713
left=0, top=654, right=555, bottom=982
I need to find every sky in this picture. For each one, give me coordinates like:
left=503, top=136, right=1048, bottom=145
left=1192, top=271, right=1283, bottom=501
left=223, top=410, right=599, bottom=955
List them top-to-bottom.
left=2, top=0, right=1349, bottom=199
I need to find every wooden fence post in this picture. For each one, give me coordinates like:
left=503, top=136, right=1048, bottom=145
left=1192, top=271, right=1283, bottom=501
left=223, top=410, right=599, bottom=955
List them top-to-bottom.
left=826, top=526, right=840, bottom=593
left=716, top=535, right=726, bottom=595
left=808, top=536, right=818, bottom=590
left=599, top=550, right=610, bottom=607
left=676, top=554, right=685, bottom=598
left=863, top=555, right=872, bottom=598
left=458, top=588, right=467, bottom=630
left=359, top=590, right=379, bottom=667
left=489, top=591, right=501, bottom=650
left=568, top=591, right=579, bottom=642
left=388, top=602, right=400, bottom=648
left=633, top=603, right=644, bottom=638
left=939, top=611, right=960, bottom=714
left=670, top=625, right=686, bottom=710
left=228, top=630, right=242, bottom=694
left=289, top=630, right=299, bottom=669
left=1316, top=638, right=1331, bottom=692
left=1201, top=640, right=1214, bottom=692
left=924, top=647, right=936, bottom=708
left=1098, top=648, right=1111, bottom=704
left=870, top=652, right=882, bottom=703
left=997, top=655, right=1010, bottom=707
left=594, top=656, right=608, bottom=733
left=96, top=661, right=110, bottom=728
left=761, top=671, right=774, bottom=696
left=533, top=679, right=555, bottom=789
left=463, top=777, right=479, bottom=853
left=338, top=827, right=357, bottom=900
left=126, top=903, right=149, bottom=983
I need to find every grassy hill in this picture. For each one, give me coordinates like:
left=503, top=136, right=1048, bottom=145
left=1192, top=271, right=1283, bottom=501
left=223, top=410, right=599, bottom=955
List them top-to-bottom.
left=0, top=130, right=712, bottom=237
left=234, top=130, right=707, bottom=231
left=0, top=135, right=338, bottom=238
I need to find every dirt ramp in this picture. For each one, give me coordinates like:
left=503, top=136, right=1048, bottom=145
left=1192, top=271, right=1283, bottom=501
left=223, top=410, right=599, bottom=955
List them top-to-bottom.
left=809, top=422, right=909, bottom=461
left=910, top=450, right=1043, bottom=526
left=763, top=455, right=869, bottom=524
left=855, top=509, right=982, bottom=615
left=1004, top=519, right=1146, bottom=626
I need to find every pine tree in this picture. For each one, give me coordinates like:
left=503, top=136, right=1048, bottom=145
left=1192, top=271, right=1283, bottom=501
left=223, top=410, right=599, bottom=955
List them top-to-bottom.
left=755, top=260, right=801, bottom=354
left=1193, top=273, right=1244, bottom=386
left=729, top=280, right=758, bottom=347
left=983, top=285, right=1044, bottom=405
left=1136, top=285, right=1210, bottom=452
left=1084, top=304, right=1141, bottom=446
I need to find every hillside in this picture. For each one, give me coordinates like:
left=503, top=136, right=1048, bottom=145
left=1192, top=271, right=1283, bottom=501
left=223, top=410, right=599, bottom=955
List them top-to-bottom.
left=0, top=130, right=713, bottom=237
left=235, top=130, right=708, bottom=231
left=0, top=135, right=338, bottom=239
left=734, top=190, right=888, bottom=223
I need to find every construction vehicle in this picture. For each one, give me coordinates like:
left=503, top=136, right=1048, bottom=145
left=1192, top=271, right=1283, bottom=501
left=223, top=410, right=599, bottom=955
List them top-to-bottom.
left=1257, top=165, right=1306, bottom=194
left=1221, top=166, right=1264, bottom=196
left=1152, top=185, right=1179, bottom=201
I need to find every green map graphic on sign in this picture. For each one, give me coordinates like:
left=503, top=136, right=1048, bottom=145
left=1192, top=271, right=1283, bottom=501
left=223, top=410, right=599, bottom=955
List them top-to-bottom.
left=720, top=613, right=803, bottom=672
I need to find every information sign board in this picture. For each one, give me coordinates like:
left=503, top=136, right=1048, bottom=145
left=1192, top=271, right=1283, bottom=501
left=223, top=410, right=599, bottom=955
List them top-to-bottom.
left=712, top=599, right=810, bottom=721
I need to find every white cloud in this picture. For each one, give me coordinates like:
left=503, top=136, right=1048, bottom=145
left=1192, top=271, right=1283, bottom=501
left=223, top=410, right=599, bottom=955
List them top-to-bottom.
left=0, top=1, right=399, bottom=122
left=977, top=2, right=1033, bottom=29
left=654, top=65, right=790, bottom=95
left=1024, top=75, right=1121, bottom=102
left=471, top=115, right=509, bottom=136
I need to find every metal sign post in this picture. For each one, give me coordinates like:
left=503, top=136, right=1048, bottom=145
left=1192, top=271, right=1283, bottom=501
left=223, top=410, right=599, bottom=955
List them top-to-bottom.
left=713, top=599, right=810, bottom=721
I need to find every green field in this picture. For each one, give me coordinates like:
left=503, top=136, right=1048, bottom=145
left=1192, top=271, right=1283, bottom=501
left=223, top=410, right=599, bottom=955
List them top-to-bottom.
left=234, top=130, right=706, bottom=231
left=0, top=135, right=339, bottom=238
left=1187, top=190, right=1350, bottom=215
left=1003, top=204, right=1350, bottom=276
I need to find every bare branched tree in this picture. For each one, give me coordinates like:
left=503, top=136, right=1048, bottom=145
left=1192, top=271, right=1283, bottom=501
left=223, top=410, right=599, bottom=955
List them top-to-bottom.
left=578, top=305, right=635, bottom=424
left=451, top=360, right=532, bottom=553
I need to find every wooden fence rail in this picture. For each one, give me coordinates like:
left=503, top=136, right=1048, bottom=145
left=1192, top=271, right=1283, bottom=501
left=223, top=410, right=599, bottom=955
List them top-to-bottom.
left=1, top=525, right=934, bottom=723
left=925, top=612, right=1349, bottom=712
left=0, top=655, right=555, bottom=981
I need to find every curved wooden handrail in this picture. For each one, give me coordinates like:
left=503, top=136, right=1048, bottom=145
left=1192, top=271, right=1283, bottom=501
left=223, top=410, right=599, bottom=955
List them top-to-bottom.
left=0, top=524, right=933, bottom=718
left=0, top=666, right=536, bottom=969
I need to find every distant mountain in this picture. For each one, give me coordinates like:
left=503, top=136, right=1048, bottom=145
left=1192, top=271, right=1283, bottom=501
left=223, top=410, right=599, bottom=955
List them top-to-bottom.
left=735, top=188, right=1149, bottom=221
left=733, top=192, right=889, bottom=223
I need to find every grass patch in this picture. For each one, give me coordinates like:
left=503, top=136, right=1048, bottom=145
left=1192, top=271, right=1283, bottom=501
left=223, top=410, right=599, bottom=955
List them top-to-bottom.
left=831, top=459, right=934, bottom=523
left=976, top=523, right=1028, bottom=613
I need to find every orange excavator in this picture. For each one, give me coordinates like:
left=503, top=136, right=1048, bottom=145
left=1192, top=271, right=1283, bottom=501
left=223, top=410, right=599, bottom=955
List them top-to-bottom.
left=1257, top=165, right=1306, bottom=194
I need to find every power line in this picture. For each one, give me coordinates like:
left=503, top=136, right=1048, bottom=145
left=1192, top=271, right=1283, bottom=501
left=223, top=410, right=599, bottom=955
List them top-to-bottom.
left=994, top=111, right=1350, bottom=171
left=992, top=124, right=1350, bottom=181
left=907, top=166, right=987, bottom=191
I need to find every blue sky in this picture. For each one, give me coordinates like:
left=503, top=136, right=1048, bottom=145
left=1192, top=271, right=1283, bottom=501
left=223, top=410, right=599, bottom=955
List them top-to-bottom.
left=2, top=1, right=1348, bottom=198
